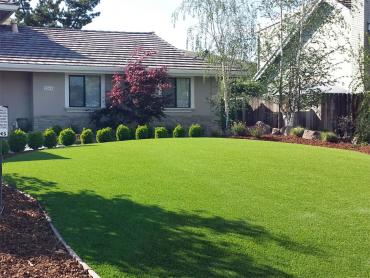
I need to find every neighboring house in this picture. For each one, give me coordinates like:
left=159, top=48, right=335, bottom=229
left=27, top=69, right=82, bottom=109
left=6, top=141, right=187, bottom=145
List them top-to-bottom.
left=252, top=0, right=368, bottom=130
left=256, top=0, right=369, bottom=93
left=0, top=1, right=219, bottom=132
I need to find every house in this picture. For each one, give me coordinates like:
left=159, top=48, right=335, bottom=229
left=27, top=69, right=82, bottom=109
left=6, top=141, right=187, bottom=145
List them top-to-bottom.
left=0, top=0, right=219, bottom=132
left=252, top=0, right=367, bottom=130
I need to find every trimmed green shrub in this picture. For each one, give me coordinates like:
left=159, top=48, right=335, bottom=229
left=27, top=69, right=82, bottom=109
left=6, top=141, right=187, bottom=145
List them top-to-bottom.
left=231, top=122, right=247, bottom=136
left=116, top=124, right=131, bottom=141
left=173, top=124, right=186, bottom=138
left=189, top=124, right=203, bottom=137
left=51, top=125, right=63, bottom=136
left=135, top=125, right=149, bottom=140
left=96, top=127, right=115, bottom=143
left=154, top=127, right=168, bottom=139
left=250, top=127, right=263, bottom=139
left=290, top=127, right=305, bottom=137
left=58, top=128, right=76, bottom=146
left=81, top=128, right=94, bottom=144
left=8, top=129, right=27, bottom=153
left=43, top=129, right=57, bottom=149
left=28, top=131, right=44, bottom=150
left=321, top=131, right=338, bottom=143
left=0, top=140, right=9, bottom=155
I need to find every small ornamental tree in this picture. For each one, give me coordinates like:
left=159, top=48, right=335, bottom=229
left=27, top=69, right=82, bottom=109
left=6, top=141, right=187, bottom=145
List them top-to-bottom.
left=101, top=50, right=171, bottom=126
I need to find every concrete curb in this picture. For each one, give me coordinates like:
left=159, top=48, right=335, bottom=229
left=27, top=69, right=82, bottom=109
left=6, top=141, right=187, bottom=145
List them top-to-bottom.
left=5, top=185, right=101, bottom=278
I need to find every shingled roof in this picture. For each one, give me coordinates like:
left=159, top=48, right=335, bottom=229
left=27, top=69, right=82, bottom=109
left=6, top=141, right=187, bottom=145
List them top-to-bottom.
left=337, top=0, right=351, bottom=8
left=0, top=25, right=211, bottom=74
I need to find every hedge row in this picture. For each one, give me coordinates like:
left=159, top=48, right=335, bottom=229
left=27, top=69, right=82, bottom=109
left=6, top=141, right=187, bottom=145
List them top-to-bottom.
left=0, top=123, right=205, bottom=155
left=96, top=123, right=204, bottom=143
left=0, top=128, right=76, bottom=154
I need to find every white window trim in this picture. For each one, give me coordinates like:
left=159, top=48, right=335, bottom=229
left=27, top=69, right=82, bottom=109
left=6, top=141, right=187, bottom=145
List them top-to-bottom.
left=65, top=73, right=105, bottom=112
left=164, top=77, right=195, bottom=113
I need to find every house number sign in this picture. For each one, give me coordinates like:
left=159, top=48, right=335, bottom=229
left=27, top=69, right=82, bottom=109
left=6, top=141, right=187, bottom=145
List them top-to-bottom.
left=0, top=106, right=8, bottom=138
left=0, top=106, right=7, bottom=215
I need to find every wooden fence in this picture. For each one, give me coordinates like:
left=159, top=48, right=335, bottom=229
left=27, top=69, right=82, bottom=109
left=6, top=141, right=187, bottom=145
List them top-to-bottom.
left=235, top=93, right=362, bottom=131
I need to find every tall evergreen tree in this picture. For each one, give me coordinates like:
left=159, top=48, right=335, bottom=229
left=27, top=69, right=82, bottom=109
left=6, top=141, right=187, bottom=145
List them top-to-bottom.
left=15, top=0, right=100, bottom=29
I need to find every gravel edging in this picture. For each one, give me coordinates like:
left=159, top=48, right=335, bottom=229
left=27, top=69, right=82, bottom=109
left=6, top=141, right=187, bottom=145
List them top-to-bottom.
left=4, top=184, right=101, bottom=278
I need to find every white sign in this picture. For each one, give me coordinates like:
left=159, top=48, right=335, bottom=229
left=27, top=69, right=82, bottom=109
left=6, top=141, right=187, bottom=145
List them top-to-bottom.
left=0, top=106, right=8, bottom=138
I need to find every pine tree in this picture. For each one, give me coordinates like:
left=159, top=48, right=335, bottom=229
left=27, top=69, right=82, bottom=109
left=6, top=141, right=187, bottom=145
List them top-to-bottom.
left=15, top=0, right=100, bottom=29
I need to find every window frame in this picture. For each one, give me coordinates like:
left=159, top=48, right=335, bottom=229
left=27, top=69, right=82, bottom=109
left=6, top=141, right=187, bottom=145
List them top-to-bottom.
left=65, top=73, right=106, bottom=110
left=164, top=77, right=193, bottom=109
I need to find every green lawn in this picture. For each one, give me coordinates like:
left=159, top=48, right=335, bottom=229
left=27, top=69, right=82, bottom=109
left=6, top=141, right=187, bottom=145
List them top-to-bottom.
left=3, top=138, right=370, bottom=278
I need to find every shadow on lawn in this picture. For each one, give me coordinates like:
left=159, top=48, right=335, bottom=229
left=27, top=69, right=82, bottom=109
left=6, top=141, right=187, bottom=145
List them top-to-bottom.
left=4, top=151, right=70, bottom=163
left=5, top=174, right=324, bottom=277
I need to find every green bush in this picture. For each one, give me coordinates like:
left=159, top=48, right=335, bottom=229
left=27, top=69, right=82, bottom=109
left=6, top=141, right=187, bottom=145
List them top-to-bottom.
left=230, top=122, right=247, bottom=136
left=116, top=124, right=131, bottom=141
left=173, top=124, right=186, bottom=138
left=188, top=124, right=203, bottom=137
left=51, top=125, right=63, bottom=136
left=135, top=125, right=149, bottom=140
left=96, top=127, right=115, bottom=143
left=154, top=127, right=168, bottom=139
left=250, top=127, right=263, bottom=139
left=290, top=127, right=305, bottom=137
left=58, top=128, right=76, bottom=146
left=81, top=128, right=94, bottom=144
left=8, top=129, right=28, bottom=153
left=43, top=129, right=57, bottom=149
left=28, top=131, right=44, bottom=150
left=321, top=131, right=338, bottom=143
left=0, top=140, right=9, bottom=155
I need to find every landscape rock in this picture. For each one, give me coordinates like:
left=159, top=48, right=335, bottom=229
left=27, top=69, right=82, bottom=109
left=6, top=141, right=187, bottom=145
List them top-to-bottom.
left=255, top=121, right=272, bottom=135
left=272, top=128, right=281, bottom=136
left=302, top=130, right=321, bottom=140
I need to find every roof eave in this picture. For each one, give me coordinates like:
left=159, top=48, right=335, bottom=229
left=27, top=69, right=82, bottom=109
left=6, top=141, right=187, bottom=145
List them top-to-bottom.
left=0, top=3, right=18, bottom=23
left=0, top=3, right=18, bottom=11
left=0, top=62, right=217, bottom=76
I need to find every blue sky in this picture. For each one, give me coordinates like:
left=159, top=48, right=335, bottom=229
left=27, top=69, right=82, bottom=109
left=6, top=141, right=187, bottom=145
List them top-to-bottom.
left=84, top=0, right=192, bottom=50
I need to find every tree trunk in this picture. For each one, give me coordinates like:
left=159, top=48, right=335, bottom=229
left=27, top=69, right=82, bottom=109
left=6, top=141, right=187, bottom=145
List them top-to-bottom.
left=296, top=0, right=306, bottom=114
left=278, top=1, right=284, bottom=129
left=221, top=63, right=230, bottom=131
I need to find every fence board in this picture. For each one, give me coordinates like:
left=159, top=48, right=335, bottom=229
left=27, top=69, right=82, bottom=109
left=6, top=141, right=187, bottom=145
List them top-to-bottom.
left=236, top=94, right=362, bottom=131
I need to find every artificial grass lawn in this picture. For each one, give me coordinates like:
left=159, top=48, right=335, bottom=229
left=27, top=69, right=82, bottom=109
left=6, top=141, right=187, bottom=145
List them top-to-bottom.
left=3, top=138, right=370, bottom=278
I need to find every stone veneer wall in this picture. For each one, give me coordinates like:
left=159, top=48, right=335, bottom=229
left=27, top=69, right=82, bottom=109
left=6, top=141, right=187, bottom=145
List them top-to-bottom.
left=33, top=115, right=91, bottom=132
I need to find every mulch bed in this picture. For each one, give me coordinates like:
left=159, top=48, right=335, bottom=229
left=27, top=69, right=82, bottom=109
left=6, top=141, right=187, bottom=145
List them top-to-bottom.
left=234, top=135, right=370, bottom=155
left=0, top=186, right=90, bottom=278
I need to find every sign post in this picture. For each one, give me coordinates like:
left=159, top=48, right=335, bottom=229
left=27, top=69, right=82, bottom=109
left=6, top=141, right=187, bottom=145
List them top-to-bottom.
left=0, top=106, right=9, bottom=215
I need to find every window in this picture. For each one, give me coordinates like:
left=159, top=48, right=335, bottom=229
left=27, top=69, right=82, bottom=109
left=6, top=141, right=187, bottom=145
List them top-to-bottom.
left=69, top=75, right=101, bottom=108
left=163, top=78, right=191, bottom=108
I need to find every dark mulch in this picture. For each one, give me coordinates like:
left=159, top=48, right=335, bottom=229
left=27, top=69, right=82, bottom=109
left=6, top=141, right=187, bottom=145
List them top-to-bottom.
left=234, top=135, right=370, bottom=155
left=0, top=186, right=90, bottom=278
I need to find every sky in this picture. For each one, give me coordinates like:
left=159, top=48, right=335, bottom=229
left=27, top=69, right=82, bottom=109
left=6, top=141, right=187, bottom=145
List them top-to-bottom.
left=84, top=0, right=192, bottom=50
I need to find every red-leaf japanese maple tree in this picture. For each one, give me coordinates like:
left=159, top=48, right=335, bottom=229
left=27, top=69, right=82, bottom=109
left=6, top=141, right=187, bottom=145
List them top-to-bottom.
left=92, top=50, right=170, bottom=127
